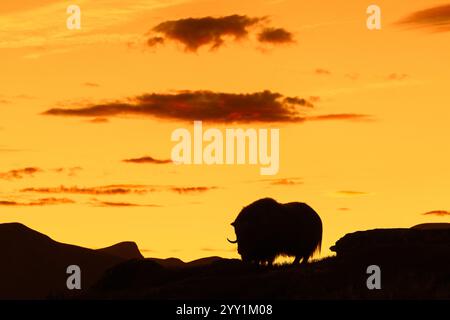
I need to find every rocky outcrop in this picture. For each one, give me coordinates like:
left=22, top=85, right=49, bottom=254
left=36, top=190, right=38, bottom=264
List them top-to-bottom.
left=411, top=223, right=450, bottom=230
left=330, top=227, right=450, bottom=262
left=96, top=242, right=144, bottom=260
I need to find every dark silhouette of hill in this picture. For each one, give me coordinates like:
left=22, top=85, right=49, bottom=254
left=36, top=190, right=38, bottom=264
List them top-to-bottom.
left=1, top=222, right=449, bottom=299
left=0, top=223, right=142, bottom=299
left=411, top=223, right=450, bottom=230
left=84, top=225, right=450, bottom=299
left=96, top=242, right=144, bottom=260
left=148, top=256, right=222, bottom=268
left=185, top=256, right=223, bottom=267
left=147, top=257, right=185, bottom=268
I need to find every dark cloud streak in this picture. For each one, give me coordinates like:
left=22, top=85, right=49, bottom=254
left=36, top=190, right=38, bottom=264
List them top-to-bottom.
left=396, top=4, right=450, bottom=32
left=149, top=15, right=263, bottom=51
left=257, top=27, right=294, bottom=44
left=315, top=68, right=331, bottom=75
left=43, top=90, right=372, bottom=123
left=43, top=90, right=373, bottom=124
left=43, top=91, right=322, bottom=123
left=307, top=114, right=373, bottom=122
left=123, top=156, right=172, bottom=164
left=0, top=167, right=42, bottom=180
left=21, top=184, right=217, bottom=195
left=21, top=185, right=141, bottom=195
left=170, top=187, right=217, bottom=194
left=0, top=197, right=75, bottom=206
left=90, top=199, right=161, bottom=207
left=422, top=210, right=450, bottom=216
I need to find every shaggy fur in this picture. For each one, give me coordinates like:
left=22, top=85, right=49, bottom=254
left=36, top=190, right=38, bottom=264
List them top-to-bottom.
left=228, top=198, right=322, bottom=265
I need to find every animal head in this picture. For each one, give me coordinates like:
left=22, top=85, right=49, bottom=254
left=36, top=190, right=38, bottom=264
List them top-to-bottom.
left=227, top=198, right=280, bottom=254
left=228, top=220, right=253, bottom=256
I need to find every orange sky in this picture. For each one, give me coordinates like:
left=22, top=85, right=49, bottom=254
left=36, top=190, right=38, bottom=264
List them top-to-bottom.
left=1, top=0, right=449, bottom=262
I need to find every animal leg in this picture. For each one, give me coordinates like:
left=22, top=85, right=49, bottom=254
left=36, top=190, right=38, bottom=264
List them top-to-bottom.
left=301, top=255, right=310, bottom=265
left=293, top=256, right=301, bottom=265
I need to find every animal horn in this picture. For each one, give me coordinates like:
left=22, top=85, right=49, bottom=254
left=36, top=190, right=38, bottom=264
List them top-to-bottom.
left=227, top=238, right=238, bottom=243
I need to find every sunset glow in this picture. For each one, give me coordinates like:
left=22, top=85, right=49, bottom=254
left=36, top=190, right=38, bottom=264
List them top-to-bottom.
left=1, top=0, right=449, bottom=262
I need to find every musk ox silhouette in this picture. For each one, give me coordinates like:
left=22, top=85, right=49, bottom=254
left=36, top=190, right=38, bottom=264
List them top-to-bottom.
left=228, top=198, right=322, bottom=265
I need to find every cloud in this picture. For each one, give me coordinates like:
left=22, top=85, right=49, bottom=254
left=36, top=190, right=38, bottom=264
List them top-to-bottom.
left=396, top=4, right=450, bottom=32
left=146, top=15, right=295, bottom=51
left=148, top=15, right=264, bottom=51
left=257, top=27, right=294, bottom=44
left=147, top=36, right=165, bottom=47
left=315, top=68, right=331, bottom=75
left=387, top=73, right=409, bottom=81
left=83, top=82, right=100, bottom=88
left=42, top=90, right=368, bottom=124
left=42, top=91, right=313, bottom=123
left=283, top=96, right=314, bottom=108
left=306, top=114, right=373, bottom=122
left=87, top=117, right=109, bottom=124
left=123, top=156, right=172, bottom=164
left=0, top=166, right=81, bottom=180
left=0, top=167, right=42, bottom=180
left=51, top=167, right=82, bottom=177
left=258, top=177, right=303, bottom=186
left=270, top=178, right=303, bottom=186
left=21, top=184, right=217, bottom=195
left=99, top=184, right=150, bottom=189
left=101, top=184, right=217, bottom=194
left=21, top=185, right=145, bottom=195
left=170, top=187, right=217, bottom=194
left=334, top=190, right=369, bottom=197
left=0, top=197, right=75, bottom=206
left=89, top=199, right=161, bottom=208
left=338, top=208, right=351, bottom=211
left=422, top=210, right=450, bottom=217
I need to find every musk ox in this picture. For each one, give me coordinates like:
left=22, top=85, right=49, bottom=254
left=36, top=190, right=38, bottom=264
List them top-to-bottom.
left=227, top=198, right=322, bottom=265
